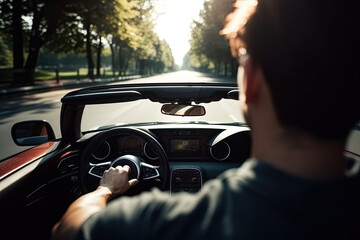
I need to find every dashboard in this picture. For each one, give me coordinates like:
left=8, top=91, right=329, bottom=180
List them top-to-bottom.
left=59, top=124, right=251, bottom=195
left=89, top=125, right=251, bottom=165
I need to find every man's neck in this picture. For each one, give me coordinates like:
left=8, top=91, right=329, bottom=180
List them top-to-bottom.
left=240, top=64, right=346, bottom=180
left=251, top=126, right=346, bottom=180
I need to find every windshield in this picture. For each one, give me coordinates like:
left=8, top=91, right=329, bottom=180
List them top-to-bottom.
left=0, top=0, right=240, bottom=161
left=81, top=99, right=244, bottom=132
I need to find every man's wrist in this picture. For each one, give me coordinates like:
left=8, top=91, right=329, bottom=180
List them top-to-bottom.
left=96, top=186, right=113, bottom=202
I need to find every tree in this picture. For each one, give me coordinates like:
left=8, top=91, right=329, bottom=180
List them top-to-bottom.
left=0, top=0, right=69, bottom=85
left=0, top=0, right=174, bottom=83
left=0, top=0, right=25, bottom=83
left=12, top=0, right=24, bottom=82
left=46, top=0, right=141, bottom=79
left=130, top=0, right=160, bottom=75
left=189, top=0, right=235, bottom=76
left=25, top=1, right=68, bottom=82
left=157, top=40, right=174, bottom=72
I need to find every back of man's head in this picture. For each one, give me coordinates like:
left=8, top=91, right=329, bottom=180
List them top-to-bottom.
left=225, top=0, right=360, bottom=140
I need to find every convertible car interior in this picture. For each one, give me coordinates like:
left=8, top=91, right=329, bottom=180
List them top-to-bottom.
left=0, top=82, right=359, bottom=240
left=0, top=82, right=251, bottom=239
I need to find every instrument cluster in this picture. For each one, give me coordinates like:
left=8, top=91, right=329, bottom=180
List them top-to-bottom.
left=89, top=126, right=251, bottom=165
left=91, top=134, right=160, bottom=165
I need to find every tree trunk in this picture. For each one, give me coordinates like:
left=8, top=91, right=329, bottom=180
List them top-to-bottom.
left=12, top=0, right=24, bottom=85
left=24, top=3, right=48, bottom=85
left=85, top=21, right=94, bottom=79
left=96, top=37, right=102, bottom=77
left=110, top=43, right=115, bottom=77
left=24, top=46, right=41, bottom=84
left=118, top=46, right=123, bottom=76
left=124, top=58, right=130, bottom=75
left=139, top=59, right=145, bottom=75
left=135, top=60, right=140, bottom=75
left=215, top=61, right=220, bottom=76
left=224, top=61, right=228, bottom=77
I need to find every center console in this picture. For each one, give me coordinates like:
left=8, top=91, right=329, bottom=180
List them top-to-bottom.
left=170, top=168, right=202, bottom=194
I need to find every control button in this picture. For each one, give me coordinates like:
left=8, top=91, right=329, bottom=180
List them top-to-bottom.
left=142, top=166, right=159, bottom=179
left=171, top=168, right=202, bottom=194
left=71, top=175, right=78, bottom=182
left=175, top=177, right=182, bottom=184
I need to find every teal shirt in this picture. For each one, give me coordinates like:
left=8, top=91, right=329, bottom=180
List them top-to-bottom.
left=76, top=158, right=360, bottom=239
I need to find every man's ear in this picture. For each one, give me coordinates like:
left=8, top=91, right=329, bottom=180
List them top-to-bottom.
left=243, top=56, right=261, bottom=104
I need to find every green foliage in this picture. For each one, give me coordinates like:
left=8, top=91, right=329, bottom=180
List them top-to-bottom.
left=0, top=0, right=175, bottom=82
left=44, top=0, right=172, bottom=75
left=132, top=0, right=158, bottom=60
left=189, top=0, right=235, bottom=76
left=0, top=1, right=31, bottom=42
left=0, top=36, right=12, bottom=66
left=159, top=40, right=175, bottom=69
left=37, top=48, right=88, bottom=68
left=182, top=52, right=213, bottom=72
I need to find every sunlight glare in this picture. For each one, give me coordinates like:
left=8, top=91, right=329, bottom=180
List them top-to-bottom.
left=154, top=0, right=206, bottom=67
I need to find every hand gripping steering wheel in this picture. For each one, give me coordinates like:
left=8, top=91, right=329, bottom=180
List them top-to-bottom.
left=79, top=127, right=169, bottom=194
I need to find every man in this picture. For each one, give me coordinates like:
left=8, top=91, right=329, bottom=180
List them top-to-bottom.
left=52, top=0, right=360, bottom=239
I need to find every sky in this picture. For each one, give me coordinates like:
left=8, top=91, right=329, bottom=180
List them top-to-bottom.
left=154, top=0, right=206, bottom=66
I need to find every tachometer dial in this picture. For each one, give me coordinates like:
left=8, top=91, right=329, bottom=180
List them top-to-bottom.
left=92, top=140, right=111, bottom=161
left=144, top=142, right=159, bottom=160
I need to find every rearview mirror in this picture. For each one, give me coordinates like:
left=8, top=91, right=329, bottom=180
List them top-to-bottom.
left=161, top=104, right=206, bottom=116
left=11, top=120, right=56, bottom=146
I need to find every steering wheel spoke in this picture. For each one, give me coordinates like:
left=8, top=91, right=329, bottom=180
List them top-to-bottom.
left=89, top=162, right=111, bottom=179
left=141, top=162, right=160, bottom=180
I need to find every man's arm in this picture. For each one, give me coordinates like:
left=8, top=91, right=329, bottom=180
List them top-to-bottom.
left=51, top=165, right=138, bottom=240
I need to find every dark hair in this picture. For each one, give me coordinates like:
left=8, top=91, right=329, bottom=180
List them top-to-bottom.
left=223, top=0, right=360, bottom=140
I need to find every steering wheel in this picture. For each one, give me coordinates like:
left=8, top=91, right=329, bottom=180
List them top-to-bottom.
left=79, top=127, right=169, bottom=194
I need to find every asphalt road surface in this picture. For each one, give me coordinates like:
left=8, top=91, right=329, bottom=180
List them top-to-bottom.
left=0, top=71, right=240, bottom=160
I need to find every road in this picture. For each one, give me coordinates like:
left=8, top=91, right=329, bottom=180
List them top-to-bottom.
left=0, top=71, right=239, bottom=161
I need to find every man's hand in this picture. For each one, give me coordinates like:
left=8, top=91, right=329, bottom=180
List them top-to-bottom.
left=51, top=165, right=138, bottom=240
left=100, top=165, right=139, bottom=198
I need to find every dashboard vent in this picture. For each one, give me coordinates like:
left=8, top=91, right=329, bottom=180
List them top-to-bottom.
left=210, top=141, right=230, bottom=161
left=58, top=153, right=80, bottom=174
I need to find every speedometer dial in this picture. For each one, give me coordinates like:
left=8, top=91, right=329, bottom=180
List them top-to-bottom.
left=92, top=140, right=111, bottom=161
